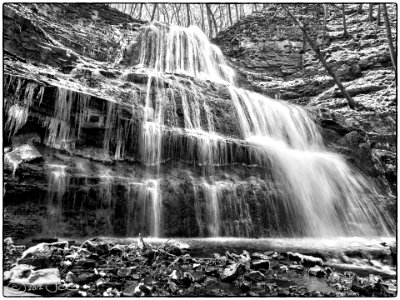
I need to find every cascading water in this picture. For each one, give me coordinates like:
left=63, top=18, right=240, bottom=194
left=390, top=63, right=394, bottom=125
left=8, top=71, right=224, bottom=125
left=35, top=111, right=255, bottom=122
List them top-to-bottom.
left=28, top=22, right=393, bottom=238
left=130, top=22, right=392, bottom=237
left=228, top=87, right=392, bottom=236
left=46, top=164, right=68, bottom=236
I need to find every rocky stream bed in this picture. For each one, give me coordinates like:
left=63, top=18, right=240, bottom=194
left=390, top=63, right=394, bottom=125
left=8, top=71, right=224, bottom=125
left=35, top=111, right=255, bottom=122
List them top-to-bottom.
left=3, top=236, right=397, bottom=297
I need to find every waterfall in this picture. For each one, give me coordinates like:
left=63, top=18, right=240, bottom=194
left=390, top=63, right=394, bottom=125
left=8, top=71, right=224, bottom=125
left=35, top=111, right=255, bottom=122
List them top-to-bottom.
left=33, top=22, right=393, bottom=238
left=129, top=22, right=392, bottom=237
left=137, top=23, right=235, bottom=84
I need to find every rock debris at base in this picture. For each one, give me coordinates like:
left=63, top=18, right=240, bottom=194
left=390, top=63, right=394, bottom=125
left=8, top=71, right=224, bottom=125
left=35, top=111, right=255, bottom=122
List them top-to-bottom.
left=3, top=237, right=397, bottom=297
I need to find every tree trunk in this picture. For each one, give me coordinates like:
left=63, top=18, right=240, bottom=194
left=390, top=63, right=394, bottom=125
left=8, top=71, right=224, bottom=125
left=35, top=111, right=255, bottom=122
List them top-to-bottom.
left=129, top=4, right=135, bottom=17
left=138, top=4, right=143, bottom=19
left=151, top=4, right=158, bottom=22
left=162, top=4, right=170, bottom=23
left=186, top=4, right=191, bottom=27
left=200, top=4, right=205, bottom=31
left=206, top=4, right=214, bottom=38
left=206, top=4, right=218, bottom=36
left=218, top=4, right=224, bottom=31
left=227, top=4, right=233, bottom=26
left=235, top=4, right=239, bottom=21
left=322, top=4, right=327, bottom=40
left=342, top=4, right=349, bottom=38
left=358, top=4, right=363, bottom=14
left=368, top=4, right=373, bottom=21
left=376, top=4, right=381, bottom=26
left=382, top=4, right=397, bottom=72
left=284, top=6, right=356, bottom=109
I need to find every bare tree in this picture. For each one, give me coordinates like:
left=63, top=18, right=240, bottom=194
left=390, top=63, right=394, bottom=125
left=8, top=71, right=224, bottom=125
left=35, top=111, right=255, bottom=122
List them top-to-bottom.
left=138, top=4, right=143, bottom=19
left=150, top=4, right=158, bottom=22
left=186, top=4, right=191, bottom=27
left=200, top=4, right=205, bottom=31
left=206, top=4, right=214, bottom=38
left=206, top=4, right=218, bottom=37
left=227, top=4, right=233, bottom=26
left=235, top=4, right=239, bottom=21
left=322, top=4, right=327, bottom=40
left=342, top=4, right=349, bottom=38
left=368, top=4, right=373, bottom=22
left=376, top=4, right=381, bottom=26
left=382, top=4, right=397, bottom=72
left=284, top=6, right=356, bottom=109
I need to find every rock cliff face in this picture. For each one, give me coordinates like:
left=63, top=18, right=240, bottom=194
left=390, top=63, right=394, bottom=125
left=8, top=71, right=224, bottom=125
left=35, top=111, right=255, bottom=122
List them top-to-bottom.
left=3, top=3, right=395, bottom=240
left=3, top=4, right=278, bottom=239
left=214, top=4, right=397, bottom=201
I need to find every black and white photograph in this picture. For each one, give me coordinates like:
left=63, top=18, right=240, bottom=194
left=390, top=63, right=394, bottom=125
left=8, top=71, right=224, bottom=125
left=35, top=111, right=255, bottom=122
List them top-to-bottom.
left=2, top=2, right=397, bottom=297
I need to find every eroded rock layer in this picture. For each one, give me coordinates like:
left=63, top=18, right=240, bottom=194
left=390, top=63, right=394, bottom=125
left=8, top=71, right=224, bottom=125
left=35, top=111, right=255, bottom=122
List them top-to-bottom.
left=3, top=3, right=395, bottom=240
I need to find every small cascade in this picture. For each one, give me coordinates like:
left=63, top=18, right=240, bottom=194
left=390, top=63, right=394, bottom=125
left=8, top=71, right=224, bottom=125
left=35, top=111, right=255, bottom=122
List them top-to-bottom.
left=137, top=23, right=235, bottom=83
left=228, top=86, right=392, bottom=236
left=45, top=87, right=92, bottom=151
left=46, top=164, right=68, bottom=236
left=202, top=181, right=220, bottom=237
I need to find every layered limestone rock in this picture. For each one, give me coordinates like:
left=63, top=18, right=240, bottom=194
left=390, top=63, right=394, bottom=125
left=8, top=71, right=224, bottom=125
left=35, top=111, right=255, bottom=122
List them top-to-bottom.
left=3, top=3, right=395, bottom=240
left=3, top=4, right=278, bottom=239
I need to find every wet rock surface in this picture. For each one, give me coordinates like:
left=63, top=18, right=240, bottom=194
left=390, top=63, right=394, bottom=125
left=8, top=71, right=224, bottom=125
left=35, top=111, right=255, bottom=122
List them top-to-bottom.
left=215, top=4, right=397, bottom=200
left=3, top=237, right=397, bottom=297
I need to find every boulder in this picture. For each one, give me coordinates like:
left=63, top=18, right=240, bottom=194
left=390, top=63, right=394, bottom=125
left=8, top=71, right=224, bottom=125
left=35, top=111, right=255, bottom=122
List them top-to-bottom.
left=4, top=144, right=42, bottom=174
left=4, top=144, right=42, bottom=168
left=81, top=238, right=109, bottom=255
left=163, top=240, right=191, bottom=256
left=18, top=243, right=52, bottom=268
left=110, top=244, right=125, bottom=256
left=250, top=252, right=270, bottom=260
left=251, top=259, right=270, bottom=270
left=220, top=262, right=245, bottom=282
left=4, top=264, right=34, bottom=282
left=289, top=264, right=304, bottom=271
left=8, top=265, right=60, bottom=288
left=308, top=265, right=326, bottom=277
left=245, top=270, right=265, bottom=282
left=351, top=276, right=374, bottom=296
